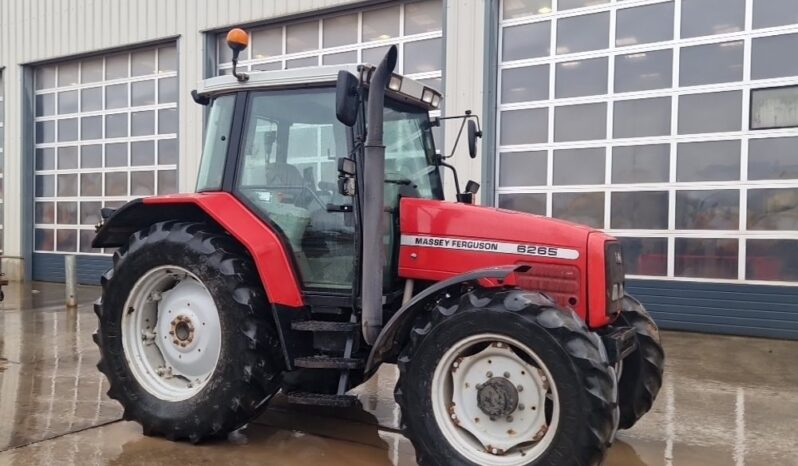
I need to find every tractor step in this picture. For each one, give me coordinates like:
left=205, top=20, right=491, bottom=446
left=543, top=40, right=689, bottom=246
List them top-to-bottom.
left=311, top=306, right=347, bottom=316
left=291, top=320, right=357, bottom=332
left=294, top=356, right=364, bottom=370
left=285, top=392, right=362, bottom=408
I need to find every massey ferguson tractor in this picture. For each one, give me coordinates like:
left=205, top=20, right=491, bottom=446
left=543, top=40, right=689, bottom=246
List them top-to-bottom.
left=92, top=28, right=664, bottom=465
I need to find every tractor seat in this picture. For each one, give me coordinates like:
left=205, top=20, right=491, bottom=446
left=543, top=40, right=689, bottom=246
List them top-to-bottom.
left=265, top=162, right=305, bottom=190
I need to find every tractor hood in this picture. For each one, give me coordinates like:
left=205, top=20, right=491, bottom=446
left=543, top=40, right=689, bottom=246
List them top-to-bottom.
left=398, top=197, right=610, bottom=282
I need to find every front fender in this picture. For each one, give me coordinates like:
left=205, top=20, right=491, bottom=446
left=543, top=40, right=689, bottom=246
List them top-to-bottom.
left=364, top=265, right=528, bottom=377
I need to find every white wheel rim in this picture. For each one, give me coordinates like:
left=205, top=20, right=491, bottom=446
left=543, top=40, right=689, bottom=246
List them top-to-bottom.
left=121, top=265, right=222, bottom=402
left=431, top=333, right=560, bottom=465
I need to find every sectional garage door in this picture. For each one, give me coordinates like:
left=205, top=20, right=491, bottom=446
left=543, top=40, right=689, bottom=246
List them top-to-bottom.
left=493, top=0, right=798, bottom=339
left=32, top=44, right=178, bottom=283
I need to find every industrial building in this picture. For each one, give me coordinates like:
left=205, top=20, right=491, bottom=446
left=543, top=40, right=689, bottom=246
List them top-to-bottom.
left=1, top=0, right=797, bottom=339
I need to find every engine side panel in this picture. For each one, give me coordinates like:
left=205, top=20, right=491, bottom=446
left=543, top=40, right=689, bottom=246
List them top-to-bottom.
left=101, top=193, right=304, bottom=307
left=398, top=197, right=594, bottom=320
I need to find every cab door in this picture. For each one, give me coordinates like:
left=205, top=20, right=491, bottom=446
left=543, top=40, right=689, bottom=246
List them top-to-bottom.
left=234, top=87, right=355, bottom=291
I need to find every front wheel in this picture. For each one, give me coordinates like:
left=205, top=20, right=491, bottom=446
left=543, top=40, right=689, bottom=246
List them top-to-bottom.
left=94, top=221, right=284, bottom=442
left=395, top=289, right=618, bottom=466
left=616, top=294, right=665, bottom=430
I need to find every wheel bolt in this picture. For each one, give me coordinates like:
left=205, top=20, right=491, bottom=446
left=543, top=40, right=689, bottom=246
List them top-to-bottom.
left=486, top=371, right=493, bottom=378
left=503, top=372, right=511, bottom=378
left=517, top=385, right=524, bottom=392
left=518, top=403, right=525, bottom=411
left=506, top=415, right=513, bottom=422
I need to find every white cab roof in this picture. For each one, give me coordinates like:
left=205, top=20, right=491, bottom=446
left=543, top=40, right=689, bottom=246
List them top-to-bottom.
left=197, top=65, right=361, bottom=96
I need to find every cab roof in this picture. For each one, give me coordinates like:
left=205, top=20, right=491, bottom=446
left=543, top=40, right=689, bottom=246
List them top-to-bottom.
left=195, top=64, right=442, bottom=111
left=197, top=64, right=361, bottom=96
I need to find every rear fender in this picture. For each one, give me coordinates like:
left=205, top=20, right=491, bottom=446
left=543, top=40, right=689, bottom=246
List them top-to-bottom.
left=93, top=193, right=303, bottom=307
left=364, top=265, right=534, bottom=377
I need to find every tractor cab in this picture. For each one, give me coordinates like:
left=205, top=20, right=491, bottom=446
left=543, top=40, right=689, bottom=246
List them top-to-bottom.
left=192, top=64, right=444, bottom=293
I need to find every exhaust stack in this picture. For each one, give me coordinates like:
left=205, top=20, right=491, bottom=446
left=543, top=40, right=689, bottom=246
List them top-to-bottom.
left=361, top=45, right=398, bottom=345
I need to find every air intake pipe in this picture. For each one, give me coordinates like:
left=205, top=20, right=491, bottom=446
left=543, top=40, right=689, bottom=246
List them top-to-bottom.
left=361, top=45, right=398, bottom=345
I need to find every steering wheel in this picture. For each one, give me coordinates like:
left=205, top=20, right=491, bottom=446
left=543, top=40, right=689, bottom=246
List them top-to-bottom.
left=385, top=165, right=436, bottom=187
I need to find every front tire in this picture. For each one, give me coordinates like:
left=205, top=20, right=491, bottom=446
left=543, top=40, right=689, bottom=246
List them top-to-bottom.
left=94, top=221, right=284, bottom=442
left=395, top=289, right=618, bottom=466
left=616, top=294, right=665, bottom=430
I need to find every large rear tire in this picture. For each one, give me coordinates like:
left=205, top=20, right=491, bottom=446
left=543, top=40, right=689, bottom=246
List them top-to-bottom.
left=94, top=221, right=284, bottom=442
left=395, top=289, right=618, bottom=466
left=616, top=294, right=665, bottom=430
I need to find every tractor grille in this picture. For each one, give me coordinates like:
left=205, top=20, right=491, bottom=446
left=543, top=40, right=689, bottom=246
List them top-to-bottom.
left=605, top=241, right=626, bottom=316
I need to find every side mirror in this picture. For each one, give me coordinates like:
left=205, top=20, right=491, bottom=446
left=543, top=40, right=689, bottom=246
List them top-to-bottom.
left=336, top=71, right=360, bottom=127
left=467, top=120, right=482, bottom=159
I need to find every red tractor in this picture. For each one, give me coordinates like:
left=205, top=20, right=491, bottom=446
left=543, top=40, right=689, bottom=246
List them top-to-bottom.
left=93, top=29, right=664, bottom=465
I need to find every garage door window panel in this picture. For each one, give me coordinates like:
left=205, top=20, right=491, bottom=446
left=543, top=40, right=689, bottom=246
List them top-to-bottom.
left=681, top=0, right=745, bottom=38
left=616, top=2, right=674, bottom=47
left=556, top=12, right=609, bottom=55
left=503, top=22, right=551, bottom=61
left=679, top=41, right=744, bottom=87
left=615, top=50, right=673, bottom=93
left=555, top=58, right=608, bottom=98
left=678, top=91, right=742, bottom=135
left=613, top=97, right=671, bottom=139
left=554, top=103, right=606, bottom=142
left=748, top=137, right=798, bottom=180
left=676, top=140, right=741, bottom=182
left=612, top=145, right=670, bottom=184
left=553, top=147, right=605, bottom=185
left=499, top=151, right=547, bottom=187
left=747, top=188, right=798, bottom=230
left=676, top=190, right=740, bottom=230
left=552, top=192, right=605, bottom=228
left=498, top=193, right=547, bottom=215
left=619, top=237, right=668, bottom=276
left=675, top=238, right=739, bottom=279
left=747, top=239, right=798, bottom=281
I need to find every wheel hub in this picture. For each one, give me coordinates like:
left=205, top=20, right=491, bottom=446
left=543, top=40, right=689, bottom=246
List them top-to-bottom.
left=121, top=266, right=222, bottom=402
left=170, top=315, right=196, bottom=346
left=434, top=336, right=558, bottom=465
left=477, top=377, right=518, bottom=418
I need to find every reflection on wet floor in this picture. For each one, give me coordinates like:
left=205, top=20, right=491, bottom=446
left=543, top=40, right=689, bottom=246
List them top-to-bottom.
left=2, top=282, right=798, bottom=465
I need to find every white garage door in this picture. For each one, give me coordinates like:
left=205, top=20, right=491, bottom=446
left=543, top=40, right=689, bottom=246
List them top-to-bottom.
left=32, top=43, right=178, bottom=282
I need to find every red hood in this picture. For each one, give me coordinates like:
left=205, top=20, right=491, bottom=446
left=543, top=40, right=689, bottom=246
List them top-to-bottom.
left=399, top=197, right=599, bottom=250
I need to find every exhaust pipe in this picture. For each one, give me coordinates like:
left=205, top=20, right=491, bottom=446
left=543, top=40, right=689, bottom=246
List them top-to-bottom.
left=361, top=45, right=398, bottom=345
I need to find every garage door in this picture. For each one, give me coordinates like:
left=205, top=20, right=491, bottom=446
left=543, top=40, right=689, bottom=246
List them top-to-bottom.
left=492, top=0, right=798, bottom=339
left=32, top=43, right=178, bottom=283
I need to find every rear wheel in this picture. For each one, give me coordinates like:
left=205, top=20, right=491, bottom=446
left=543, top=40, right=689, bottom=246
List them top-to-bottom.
left=94, top=221, right=284, bottom=442
left=395, top=289, right=618, bottom=466
left=616, top=294, right=665, bottom=430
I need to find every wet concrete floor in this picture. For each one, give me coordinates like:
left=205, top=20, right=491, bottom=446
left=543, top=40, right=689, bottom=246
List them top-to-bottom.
left=1, top=282, right=797, bottom=465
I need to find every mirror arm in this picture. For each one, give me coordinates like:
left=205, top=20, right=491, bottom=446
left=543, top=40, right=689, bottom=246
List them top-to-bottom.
left=433, top=110, right=482, bottom=159
left=437, top=157, right=462, bottom=195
